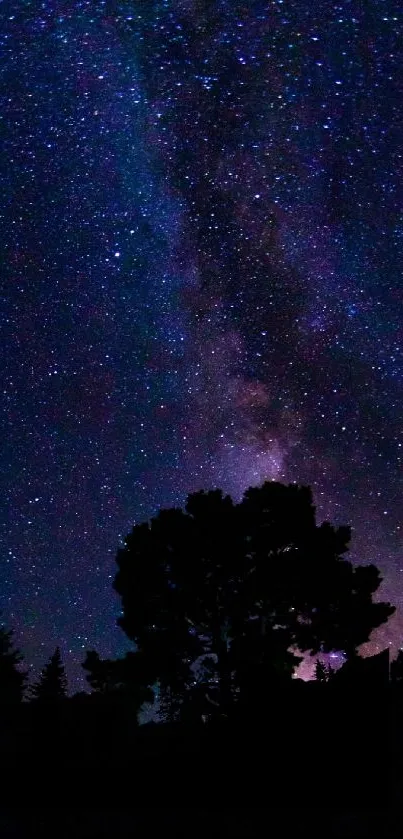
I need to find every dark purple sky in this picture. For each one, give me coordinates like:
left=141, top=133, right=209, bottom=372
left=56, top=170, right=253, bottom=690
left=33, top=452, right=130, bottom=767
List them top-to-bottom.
left=1, top=0, right=402, bottom=688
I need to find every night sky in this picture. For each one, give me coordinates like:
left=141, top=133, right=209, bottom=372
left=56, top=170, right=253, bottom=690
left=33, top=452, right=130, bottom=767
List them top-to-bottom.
left=2, top=0, right=403, bottom=689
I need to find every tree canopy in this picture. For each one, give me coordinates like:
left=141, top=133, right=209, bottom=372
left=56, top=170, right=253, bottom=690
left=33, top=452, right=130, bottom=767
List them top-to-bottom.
left=114, top=482, right=394, bottom=717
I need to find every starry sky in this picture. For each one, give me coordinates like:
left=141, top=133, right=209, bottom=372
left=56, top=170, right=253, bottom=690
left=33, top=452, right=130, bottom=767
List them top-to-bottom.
left=1, top=0, right=403, bottom=689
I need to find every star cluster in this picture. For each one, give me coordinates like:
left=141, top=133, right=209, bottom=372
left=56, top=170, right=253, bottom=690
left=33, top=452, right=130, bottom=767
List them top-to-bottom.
left=1, top=0, right=403, bottom=687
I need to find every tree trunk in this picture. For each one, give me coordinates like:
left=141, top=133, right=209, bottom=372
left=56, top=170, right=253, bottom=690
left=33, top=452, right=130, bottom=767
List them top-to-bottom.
left=216, top=626, right=232, bottom=715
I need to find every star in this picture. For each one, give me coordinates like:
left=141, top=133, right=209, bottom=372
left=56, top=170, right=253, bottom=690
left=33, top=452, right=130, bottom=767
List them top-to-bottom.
left=1, top=0, right=402, bottom=688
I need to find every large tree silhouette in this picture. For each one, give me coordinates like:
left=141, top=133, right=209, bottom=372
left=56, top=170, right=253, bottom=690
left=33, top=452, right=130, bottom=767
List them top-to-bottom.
left=114, top=482, right=394, bottom=716
left=0, top=620, right=26, bottom=704
left=30, top=647, right=67, bottom=703
left=82, top=649, right=154, bottom=718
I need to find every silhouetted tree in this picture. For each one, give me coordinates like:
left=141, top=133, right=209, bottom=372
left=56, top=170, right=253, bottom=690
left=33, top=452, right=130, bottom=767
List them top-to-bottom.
left=114, top=482, right=395, bottom=715
left=0, top=621, right=26, bottom=704
left=230, top=622, right=302, bottom=712
left=30, top=647, right=67, bottom=703
left=335, top=647, right=390, bottom=687
left=391, top=649, right=403, bottom=684
left=82, top=650, right=154, bottom=721
left=82, top=650, right=112, bottom=694
left=164, top=656, right=220, bottom=723
left=315, top=659, right=328, bottom=682
left=327, top=663, right=335, bottom=681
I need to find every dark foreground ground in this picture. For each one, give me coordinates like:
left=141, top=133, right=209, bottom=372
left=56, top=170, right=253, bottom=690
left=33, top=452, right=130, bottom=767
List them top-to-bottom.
left=1, top=683, right=402, bottom=837
left=0, top=808, right=397, bottom=838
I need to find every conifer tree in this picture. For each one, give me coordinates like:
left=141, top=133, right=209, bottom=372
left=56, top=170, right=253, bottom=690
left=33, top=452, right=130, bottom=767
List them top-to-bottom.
left=0, top=621, right=26, bottom=703
left=30, top=647, right=67, bottom=702
left=391, top=649, right=403, bottom=684
left=315, top=659, right=328, bottom=682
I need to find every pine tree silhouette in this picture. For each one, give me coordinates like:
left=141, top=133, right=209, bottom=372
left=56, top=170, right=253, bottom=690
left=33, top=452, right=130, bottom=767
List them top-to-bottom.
left=0, top=621, right=26, bottom=703
left=30, top=647, right=67, bottom=702
left=391, top=649, right=403, bottom=684
left=315, top=659, right=328, bottom=682
left=327, top=663, right=335, bottom=681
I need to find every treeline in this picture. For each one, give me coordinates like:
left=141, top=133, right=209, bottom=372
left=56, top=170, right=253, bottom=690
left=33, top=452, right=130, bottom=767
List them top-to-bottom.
left=1, top=482, right=401, bottom=724
left=2, top=482, right=403, bottom=812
